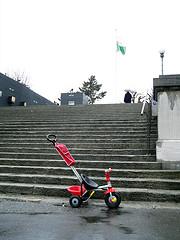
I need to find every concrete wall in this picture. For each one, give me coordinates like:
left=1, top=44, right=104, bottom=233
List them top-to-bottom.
left=156, top=90, right=180, bottom=169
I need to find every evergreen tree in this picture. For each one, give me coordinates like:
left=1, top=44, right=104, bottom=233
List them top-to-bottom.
left=79, top=75, right=107, bottom=104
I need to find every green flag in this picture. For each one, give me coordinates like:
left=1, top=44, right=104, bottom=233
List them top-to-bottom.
left=116, top=41, right=126, bottom=55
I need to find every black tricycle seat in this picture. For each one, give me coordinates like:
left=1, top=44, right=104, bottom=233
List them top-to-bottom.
left=81, top=174, right=99, bottom=190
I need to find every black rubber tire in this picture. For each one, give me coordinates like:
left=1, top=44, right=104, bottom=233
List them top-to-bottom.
left=104, top=192, right=121, bottom=209
left=69, top=196, right=82, bottom=208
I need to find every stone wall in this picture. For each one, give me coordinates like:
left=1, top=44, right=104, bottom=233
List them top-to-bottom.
left=154, top=75, right=180, bottom=169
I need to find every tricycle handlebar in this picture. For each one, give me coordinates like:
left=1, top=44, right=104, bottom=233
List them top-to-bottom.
left=46, top=134, right=57, bottom=145
left=105, top=168, right=112, bottom=173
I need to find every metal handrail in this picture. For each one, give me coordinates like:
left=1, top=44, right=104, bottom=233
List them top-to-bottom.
left=140, top=93, right=152, bottom=155
left=141, top=94, right=148, bottom=115
left=146, top=102, right=152, bottom=155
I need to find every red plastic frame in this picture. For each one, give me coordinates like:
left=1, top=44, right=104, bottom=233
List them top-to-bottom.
left=67, top=185, right=86, bottom=196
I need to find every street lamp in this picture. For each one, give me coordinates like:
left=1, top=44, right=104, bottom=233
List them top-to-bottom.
left=159, top=50, right=165, bottom=75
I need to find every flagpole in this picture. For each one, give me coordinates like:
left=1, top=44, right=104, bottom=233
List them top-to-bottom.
left=114, top=29, right=119, bottom=103
left=114, top=30, right=126, bottom=103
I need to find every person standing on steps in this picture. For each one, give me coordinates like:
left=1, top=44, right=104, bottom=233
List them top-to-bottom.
left=124, top=91, right=132, bottom=103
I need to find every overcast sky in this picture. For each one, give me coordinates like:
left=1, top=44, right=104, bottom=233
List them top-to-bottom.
left=0, top=0, right=180, bottom=103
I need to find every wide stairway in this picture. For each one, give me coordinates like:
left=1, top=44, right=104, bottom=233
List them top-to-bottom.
left=0, top=104, right=180, bottom=202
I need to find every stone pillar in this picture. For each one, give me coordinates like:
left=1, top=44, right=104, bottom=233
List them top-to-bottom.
left=153, top=75, right=180, bottom=170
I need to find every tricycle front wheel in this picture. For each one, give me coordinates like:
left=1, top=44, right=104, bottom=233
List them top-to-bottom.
left=104, top=192, right=121, bottom=209
left=69, top=195, right=82, bottom=208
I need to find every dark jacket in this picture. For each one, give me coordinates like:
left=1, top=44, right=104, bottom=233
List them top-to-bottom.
left=124, top=91, right=132, bottom=103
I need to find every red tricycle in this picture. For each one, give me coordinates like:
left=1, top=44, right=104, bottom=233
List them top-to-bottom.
left=47, top=134, right=121, bottom=208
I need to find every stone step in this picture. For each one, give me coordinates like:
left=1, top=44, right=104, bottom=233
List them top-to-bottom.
left=0, top=103, right=144, bottom=111
left=0, top=105, right=150, bottom=117
left=0, top=107, right=145, bottom=113
left=0, top=108, right=145, bottom=115
left=0, top=109, right=145, bottom=115
left=0, top=111, right=147, bottom=116
left=1, top=112, right=144, bottom=117
left=0, top=114, right=149, bottom=121
left=0, top=116, right=148, bottom=121
left=0, top=117, right=157, bottom=122
left=0, top=119, right=157, bottom=124
left=0, top=120, right=157, bottom=126
left=0, top=121, right=157, bottom=127
left=0, top=126, right=157, bottom=132
left=0, top=129, right=157, bottom=135
left=0, top=134, right=157, bottom=140
left=0, top=137, right=157, bottom=144
left=0, top=142, right=156, bottom=149
left=0, top=147, right=156, bottom=155
left=0, top=152, right=156, bottom=161
left=0, top=158, right=161, bottom=170
left=0, top=165, right=179, bottom=179
left=0, top=174, right=179, bottom=190
left=0, top=182, right=179, bottom=202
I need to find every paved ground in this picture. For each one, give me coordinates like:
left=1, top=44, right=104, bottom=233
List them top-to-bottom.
left=0, top=194, right=180, bottom=240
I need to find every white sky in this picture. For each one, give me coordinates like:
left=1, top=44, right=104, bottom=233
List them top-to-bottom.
left=0, top=0, right=180, bottom=103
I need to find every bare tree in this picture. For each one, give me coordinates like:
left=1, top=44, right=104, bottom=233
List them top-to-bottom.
left=6, top=71, right=30, bottom=88
left=126, top=89, right=152, bottom=103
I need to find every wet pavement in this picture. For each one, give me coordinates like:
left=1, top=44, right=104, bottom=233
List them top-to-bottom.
left=0, top=196, right=180, bottom=240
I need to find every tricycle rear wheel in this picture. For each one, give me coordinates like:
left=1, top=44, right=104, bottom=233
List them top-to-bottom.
left=104, top=192, right=121, bottom=209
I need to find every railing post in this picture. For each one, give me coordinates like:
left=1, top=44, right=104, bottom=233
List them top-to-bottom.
left=140, top=94, right=152, bottom=155
left=146, top=102, right=152, bottom=155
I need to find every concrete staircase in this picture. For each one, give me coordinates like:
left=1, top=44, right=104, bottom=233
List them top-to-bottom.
left=0, top=104, right=180, bottom=202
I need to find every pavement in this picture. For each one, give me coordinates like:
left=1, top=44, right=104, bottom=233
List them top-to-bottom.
left=0, top=194, right=180, bottom=240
